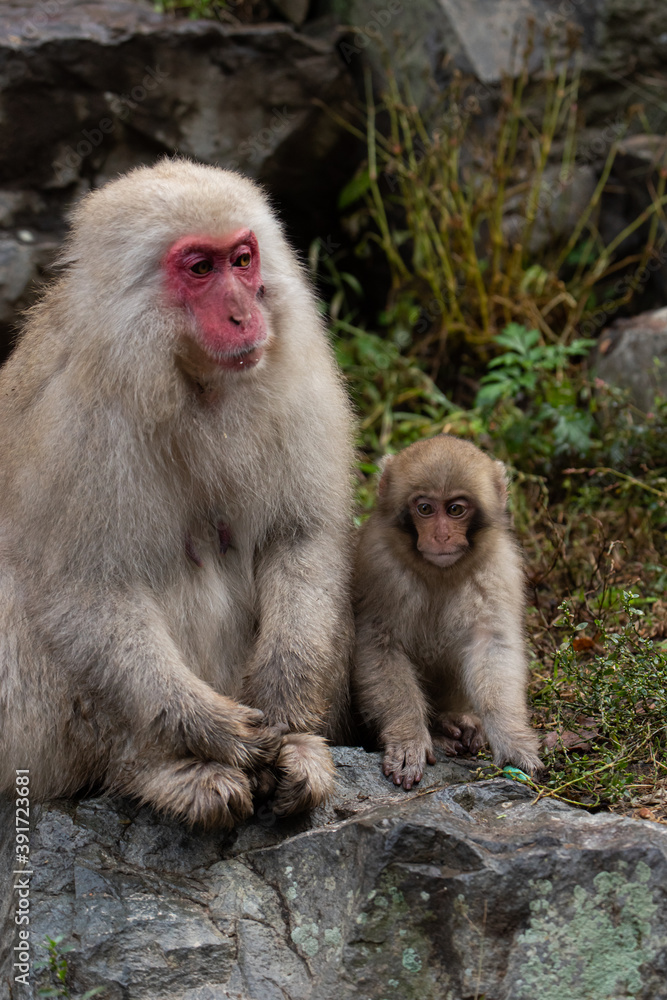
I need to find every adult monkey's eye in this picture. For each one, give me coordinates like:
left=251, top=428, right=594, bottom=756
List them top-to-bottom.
left=233, top=252, right=251, bottom=268
left=190, top=260, right=213, bottom=275
left=416, top=502, right=434, bottom=516
left=447, top=503, right=467, bottom=517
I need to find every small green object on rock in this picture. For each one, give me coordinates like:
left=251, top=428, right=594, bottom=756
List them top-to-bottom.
left=502, top=765, right=530, bottom=782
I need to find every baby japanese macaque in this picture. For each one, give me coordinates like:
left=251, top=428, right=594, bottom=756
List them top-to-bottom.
left=353, top=435, right=542, bottom=789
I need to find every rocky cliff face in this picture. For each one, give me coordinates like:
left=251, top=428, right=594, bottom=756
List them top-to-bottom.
left=2, top=748, right=667, bottom=1000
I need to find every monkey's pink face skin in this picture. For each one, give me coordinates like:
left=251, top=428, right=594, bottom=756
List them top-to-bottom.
left=163, top=229, right=267, bottom=371
left=410, top=495, right=474, bottom=568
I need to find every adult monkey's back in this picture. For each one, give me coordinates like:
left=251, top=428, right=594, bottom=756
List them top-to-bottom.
left=0, top=160, right=354, bottom=827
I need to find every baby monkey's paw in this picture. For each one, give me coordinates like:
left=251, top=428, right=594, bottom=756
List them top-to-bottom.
left=431, top=712, right=485, bottom=757
left=488, top=725, right=544, bottom=776
left=382, top=738, right=436, bottom=790
left=500, top=744, right=544, bottom=777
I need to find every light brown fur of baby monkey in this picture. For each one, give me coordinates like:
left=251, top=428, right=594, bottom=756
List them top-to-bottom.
left=0, top=160, right=354, bottom=827
left=352, top=435, right=542, bottom=789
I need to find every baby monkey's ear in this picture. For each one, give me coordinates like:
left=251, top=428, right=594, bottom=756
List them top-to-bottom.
left=377, top=453, right=395, bottom=498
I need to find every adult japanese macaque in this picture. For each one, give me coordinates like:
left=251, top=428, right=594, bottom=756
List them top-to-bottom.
left=0, top=160, right=354, bottom=827
left=353, top=435, right=542, bottom=789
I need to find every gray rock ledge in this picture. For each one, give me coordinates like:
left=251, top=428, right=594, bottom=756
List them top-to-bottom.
left=2, top=747, right=667, bottom=1000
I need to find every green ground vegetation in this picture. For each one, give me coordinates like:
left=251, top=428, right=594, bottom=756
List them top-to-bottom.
left=152, top=0, right=269, bottom=20
left=153, top=0, right=218, bottom=16
left=318, top=51, right=667, bottom=818
left=35, top=936, right=104, bottom=999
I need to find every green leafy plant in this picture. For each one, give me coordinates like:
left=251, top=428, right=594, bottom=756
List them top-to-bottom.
left=474, top=323, right=597, bottom=471
left=475, top=323, right=595, bottom=408
left=36, top=936, right=104, bottom=1000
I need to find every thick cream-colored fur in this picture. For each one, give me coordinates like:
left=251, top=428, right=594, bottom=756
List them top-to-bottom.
left=0, top=160, right=353, bottom=825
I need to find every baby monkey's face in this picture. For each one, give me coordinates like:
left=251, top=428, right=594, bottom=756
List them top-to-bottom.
left=409, top=492, right=474, bottom=568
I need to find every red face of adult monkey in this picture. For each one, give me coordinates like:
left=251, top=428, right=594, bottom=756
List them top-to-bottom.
left=0, top=160, right=354, bottom=827
left=162, top=230, right=267, bottom=370
left=352, top=435, right=542, bottom=790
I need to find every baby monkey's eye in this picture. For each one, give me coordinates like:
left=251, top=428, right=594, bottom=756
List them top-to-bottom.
left=233, top=252, right=251, bottom=268
left=190, top=260, right=213, bottom=275
left=416, top=502, right=435, bottom=517
left=447, top=503, right=467, bottom=517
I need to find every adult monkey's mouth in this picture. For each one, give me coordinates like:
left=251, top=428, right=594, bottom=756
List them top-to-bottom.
left=214, top=344, right=265, bottom=371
